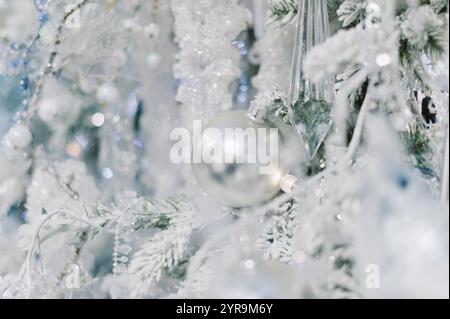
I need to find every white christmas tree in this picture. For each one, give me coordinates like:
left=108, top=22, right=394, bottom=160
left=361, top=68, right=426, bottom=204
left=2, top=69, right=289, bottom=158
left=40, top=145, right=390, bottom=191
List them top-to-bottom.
left=0, top=0, right=448, bottom=299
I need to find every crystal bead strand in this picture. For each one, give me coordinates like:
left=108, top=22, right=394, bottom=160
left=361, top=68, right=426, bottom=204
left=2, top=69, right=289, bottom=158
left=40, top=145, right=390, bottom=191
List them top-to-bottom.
left=112, top=220, right=133, bottom=277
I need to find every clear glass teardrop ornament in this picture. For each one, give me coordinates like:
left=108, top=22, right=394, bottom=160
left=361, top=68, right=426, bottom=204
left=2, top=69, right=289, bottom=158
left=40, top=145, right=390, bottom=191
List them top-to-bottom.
left=288, top=0, right=335, bottom=159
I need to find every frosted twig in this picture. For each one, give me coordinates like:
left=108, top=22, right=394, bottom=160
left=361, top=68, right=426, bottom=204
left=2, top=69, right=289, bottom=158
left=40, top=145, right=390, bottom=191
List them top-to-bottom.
left=332, top=68, right=369, bottom=148
left=345, top=89, right=371, bottom=163
left=20, top=209, right=100, bottom=298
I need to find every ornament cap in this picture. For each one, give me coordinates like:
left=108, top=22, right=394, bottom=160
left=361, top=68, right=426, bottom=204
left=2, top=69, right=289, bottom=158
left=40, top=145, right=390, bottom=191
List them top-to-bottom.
left=248, top=104, right=267, bottom=123
left=280, top=175, right=298, bottom=194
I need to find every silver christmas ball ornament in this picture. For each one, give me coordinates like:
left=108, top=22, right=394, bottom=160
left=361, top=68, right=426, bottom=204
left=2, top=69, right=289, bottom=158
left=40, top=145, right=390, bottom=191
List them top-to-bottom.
left=192, top=110, right=299, bottom=208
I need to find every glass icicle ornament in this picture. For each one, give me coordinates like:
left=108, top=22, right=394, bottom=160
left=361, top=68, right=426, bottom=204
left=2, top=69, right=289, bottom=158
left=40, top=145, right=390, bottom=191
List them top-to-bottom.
left=288, top=0, right=335, bottom=159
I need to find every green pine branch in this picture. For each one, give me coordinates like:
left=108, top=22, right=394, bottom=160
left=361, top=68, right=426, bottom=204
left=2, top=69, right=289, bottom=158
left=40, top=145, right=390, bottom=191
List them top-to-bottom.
left=400, top=125, right=436, bottom=176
